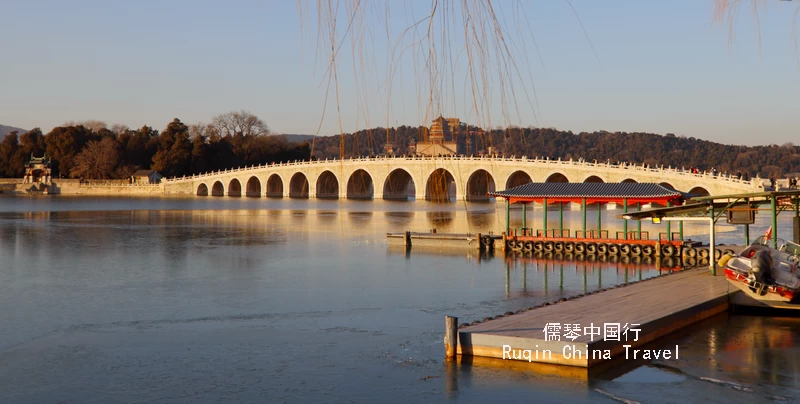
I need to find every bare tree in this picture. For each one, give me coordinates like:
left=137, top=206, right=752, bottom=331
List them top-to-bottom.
left=211, top=110, right=270, bottom=137
left=63, top=120, right=108, bottom=133
left=189, top=122, right=216, bottom=140
left=110, top=124, right=129, bottom=136
left=71, top=137, right=119, bottom=179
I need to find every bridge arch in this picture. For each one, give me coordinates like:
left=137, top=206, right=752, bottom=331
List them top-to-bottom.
left=383, top=168, right=416, bottom=200
left=426, top=168, right=457, bottom=202
left=347, top=169, right=374, bottom=199
left=466, top=169, right=495, bottom=201
left=316, top=170, right=340, bottom=199
left=505, top=171, right=532, bottom=190
left=545, top=172, right=570, bottom=183
left=289, top=173, right=309, bottom=198
left=267, top=174, right=284, bottom=198
left=583, top=175, right=605, bottom=183
left=246, top=176, right=261, bottom=197
left=228, top=178, right=242, bottom=197
left=622, top=178, right=638, bottom=184
left=211, top=181, right=225, bottom=197
left=659, top=182, right=676, bottom=190
left=197, top=183, right=209, bottom=196
left=689, top=186, right=710, bottom=197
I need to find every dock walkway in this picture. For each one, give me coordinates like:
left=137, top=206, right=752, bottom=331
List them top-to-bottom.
left=457, top=269, right=733, bottom=367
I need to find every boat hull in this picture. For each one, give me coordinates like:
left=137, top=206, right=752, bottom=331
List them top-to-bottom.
left=724, top=268, right=798, bottom=305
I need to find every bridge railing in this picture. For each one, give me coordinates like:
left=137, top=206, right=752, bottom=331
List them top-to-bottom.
left=162, top=155, right=757, bottom=187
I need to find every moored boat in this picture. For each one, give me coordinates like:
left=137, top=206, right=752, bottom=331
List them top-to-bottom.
left=722, top=231, right=800, bottom=307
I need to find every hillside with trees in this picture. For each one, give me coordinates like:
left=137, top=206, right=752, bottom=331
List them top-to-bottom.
left=0, top=111, right=309, bottom=179
left=2, top=116, right=799, bottom=179
left=309, top=126, right=800, bottom=178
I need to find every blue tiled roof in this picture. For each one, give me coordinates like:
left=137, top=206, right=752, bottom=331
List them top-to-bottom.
left=489, top=182, right=681, bottom=199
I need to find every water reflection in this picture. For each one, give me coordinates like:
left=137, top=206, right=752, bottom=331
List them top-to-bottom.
left=1, top=197, right=799, bottom=402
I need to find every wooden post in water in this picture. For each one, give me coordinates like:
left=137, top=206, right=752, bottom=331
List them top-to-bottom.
left=405, top=231, right=412, bottom=249
left=445, top=316, right=458, bottom=359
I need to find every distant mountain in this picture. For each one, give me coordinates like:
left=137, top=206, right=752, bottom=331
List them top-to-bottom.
left=0, top=124, right=26, bottom=139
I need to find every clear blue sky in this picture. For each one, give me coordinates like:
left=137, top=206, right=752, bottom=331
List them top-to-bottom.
left=1, top=0, right=798, bottom=146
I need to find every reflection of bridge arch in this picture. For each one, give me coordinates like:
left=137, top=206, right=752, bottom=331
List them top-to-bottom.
left=383, top=168, right=416, bottom=200
left=426, top=168, right=457, bottom=202
left=347, top=169, right=374, bottom=199
left=466, top=169, right=495, bottom=201
left=316, top=170, right=339, bottom=199
left=505, top=170, right=532, bottom=190
left=545, top=172, right=569, bottom=183
left=289, top=173, right=309, bottom=198
left=267, top=174, right=283, bottom=198
left=583, top=175, right=605, bottom=183
left=246, top=176, right=261, bottom=197
left=228, top=178, right=242, bottom=197
left=211, top=181, right=224, bottom=197
left=197, top=183, right=209, bottom=196
left=689, top=186, right=710, bottom=197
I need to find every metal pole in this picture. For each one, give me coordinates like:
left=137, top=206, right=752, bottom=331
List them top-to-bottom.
left=771, top=195, right=778, bottom=248
left=543, top=197, right=548, bottom=236
left=744, top=197, right=750, bottom=245
left=582, top=198, right=587, bottom=236
left=623, top=198, right=628, bottom=236
left=505, top=199, right=510, bottom=235
left=666, top=201, right=672, bottom=241
left=522, top=202, right=527, bottom=231
left=597, top=202, right=602, bottom=237
left=637, top=203, right=642, bottom=236
left=710, top=204, right=716, bottom=275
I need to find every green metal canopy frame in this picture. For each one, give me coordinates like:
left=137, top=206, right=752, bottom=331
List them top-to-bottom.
left=618, top=189, right=800, bottom=274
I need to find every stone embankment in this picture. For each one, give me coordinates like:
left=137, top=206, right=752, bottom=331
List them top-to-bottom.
left=0, top=179, right=164, bottom=196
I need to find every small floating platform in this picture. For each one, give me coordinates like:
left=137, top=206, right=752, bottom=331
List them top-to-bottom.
left=386, top=231, right=502, bottom=250
left=456, top=269, right=734, bottom=368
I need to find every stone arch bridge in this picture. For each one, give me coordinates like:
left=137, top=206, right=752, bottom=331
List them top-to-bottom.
left=162, top=156, right=762, bottom=201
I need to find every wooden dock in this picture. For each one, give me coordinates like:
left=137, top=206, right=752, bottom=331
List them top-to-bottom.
left=386, top=232, right=502, bottom=250
left=456, top=268, right=734, bottom=368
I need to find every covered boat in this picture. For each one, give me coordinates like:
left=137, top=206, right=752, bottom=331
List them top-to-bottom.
left=723, top=232, right=800, bottom=307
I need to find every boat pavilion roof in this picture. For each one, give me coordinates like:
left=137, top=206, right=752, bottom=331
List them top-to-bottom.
left=489, top=182, right=684, bottom=205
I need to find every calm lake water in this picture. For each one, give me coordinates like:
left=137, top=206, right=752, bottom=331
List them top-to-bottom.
left=0, top=196, right=798, bottom=403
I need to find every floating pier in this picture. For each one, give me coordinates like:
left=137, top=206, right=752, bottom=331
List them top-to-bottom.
left=386, top=231, right=502, bottom=251
left=452, top=268, right=733, bottom=368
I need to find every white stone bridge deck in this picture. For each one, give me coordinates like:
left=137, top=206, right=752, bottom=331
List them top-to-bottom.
left=162, top=156, right=762, bottom=200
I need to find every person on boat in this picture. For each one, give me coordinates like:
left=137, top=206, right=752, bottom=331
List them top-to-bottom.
left=751, top=250, right=774, bottom=285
